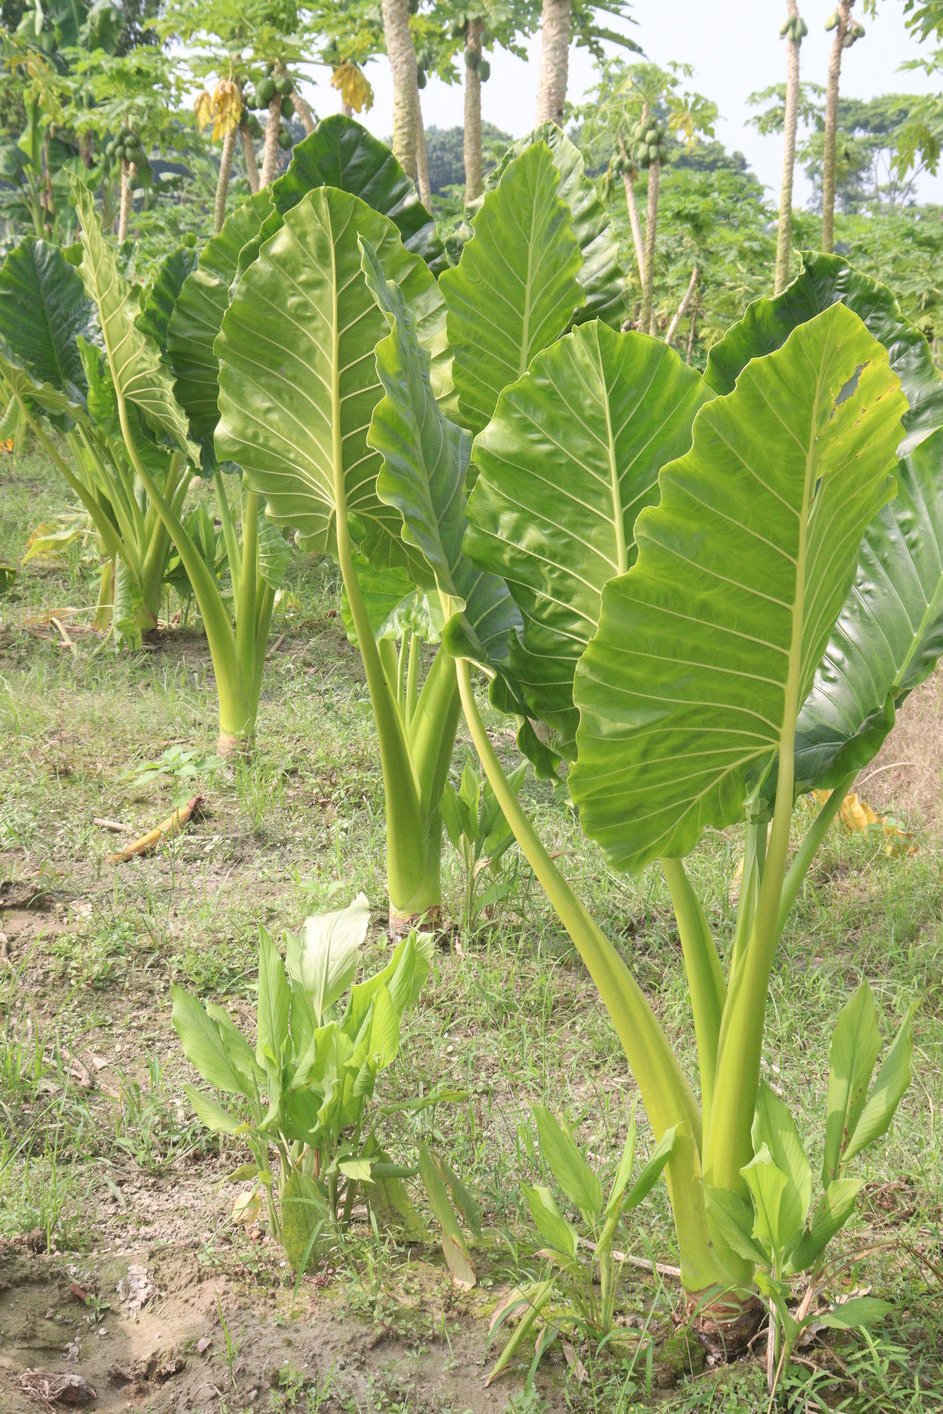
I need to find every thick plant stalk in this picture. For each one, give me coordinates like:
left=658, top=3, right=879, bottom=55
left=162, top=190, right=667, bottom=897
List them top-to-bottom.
left=382, top=0, right=422, bottom=183
left=535, top=0, right=571, bottom=126
left=822, top=0, right=855, bottom=252
left=775, top=1, right=803, bottom=292
left=463, top=18, right=484, bottom=203
left=260, top=95, right=282, bottom=187
left=239, top=125, right=260, bottom=194
left=214, top=128, right=236, bottom=233
left=640, top=157, right=660, bottom=335
left=117, top=161, right=134, bottom=242
left=664, top=266, right=699, bottom=347
left=454, top=657, right=751, bottom=1298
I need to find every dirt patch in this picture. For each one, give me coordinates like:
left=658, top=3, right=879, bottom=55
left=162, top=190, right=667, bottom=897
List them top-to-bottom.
left=863, top=669, right=943, bottom=836
left=0, top=1236, right=557, bottom=1414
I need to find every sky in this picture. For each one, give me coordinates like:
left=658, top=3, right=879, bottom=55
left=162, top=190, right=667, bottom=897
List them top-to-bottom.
left=296, top=0, right=942, bottom=204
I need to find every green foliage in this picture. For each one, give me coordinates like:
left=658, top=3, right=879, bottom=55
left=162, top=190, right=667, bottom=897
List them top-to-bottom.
left=441, top=757, right=526, bottom=935
left=173, top=894, right=475, bottom=1278
left=488, top=1108, right=677, bottom=1383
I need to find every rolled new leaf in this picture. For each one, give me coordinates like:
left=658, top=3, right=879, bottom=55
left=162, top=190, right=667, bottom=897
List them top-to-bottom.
left=571, top=303, right=906, bottom=873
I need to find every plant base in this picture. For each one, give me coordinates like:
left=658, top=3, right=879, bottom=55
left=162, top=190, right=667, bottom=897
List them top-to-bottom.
left=217, top=731, right=254, bottom=760
left=387, top=903, right=444, bottom=941
left=684, top=1291, right=765, bottom=1362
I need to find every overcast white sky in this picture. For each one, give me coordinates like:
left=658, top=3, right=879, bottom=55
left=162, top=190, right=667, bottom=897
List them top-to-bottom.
left=297, top=0, right=942, bottom=203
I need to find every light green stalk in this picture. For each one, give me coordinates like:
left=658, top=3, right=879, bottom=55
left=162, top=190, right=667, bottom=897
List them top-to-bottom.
left=455, top=658, right=748, bottom=1293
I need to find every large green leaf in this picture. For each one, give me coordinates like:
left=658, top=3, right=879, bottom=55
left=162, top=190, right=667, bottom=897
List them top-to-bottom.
left=273, top=114, right=446, bottom=276
left=487, top=124, right=626, bottom=328
left=439, top=143, right=584, bottom=435
left=73, top=183, right=192, bottom=456
left=215, top=188, right=437, bottom=566
left=167, top=189, right=276, bottom=447
left=0, top=237, right=91, bottom=410
left=362, top=239, right=519, bottom=666
left=138, top=244, right=198, bottom=355
left=705, top=252, right=943, bottom=453
left=570, top=304, right=905, bottom=873
left=465, top=324, right=711, bottom=759
left=794, top=427, right=943, bottom=790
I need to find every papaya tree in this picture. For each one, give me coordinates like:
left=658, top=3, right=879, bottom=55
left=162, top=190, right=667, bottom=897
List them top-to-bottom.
left=822, top=0, right=868, bottom=251
left=774, top=3, right=808, bottom=292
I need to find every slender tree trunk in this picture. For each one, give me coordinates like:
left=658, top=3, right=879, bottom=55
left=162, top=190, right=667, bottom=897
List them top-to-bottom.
left=382, top=0, right=422, bottom=184
left=535, top=0, right=571, bottom=126
left=822, top=0, right=854, bottom=253
left=775, top=1, right=803, bottom=291
left=463, top=18, right=484, bottom=203
left=260, top=95, right=282, bottom=187
left=416, top=95, right=432, bottom=208
left=240, top=125, right=260, bottom=193
left=214, top=128, right=236, bottom=233
left=79, top=131, right=93, bottom=168
left=619, top=141, right=645, bottom=285
left=640, top=159, right=660, bottom=336
left=117, top=161, right=134, bottom=242
left=665, top=266, right=699, bottom=347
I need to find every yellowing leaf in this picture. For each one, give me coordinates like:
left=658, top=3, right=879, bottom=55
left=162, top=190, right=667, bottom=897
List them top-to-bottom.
left=331, top=62, right=374, bottom=114
left=212, top=79, right=243, bottom=140
left=194, top=90, right=213, bottom=130
left=1, top=438, right=13, bottom=453
left=812, top=789, right=917, bottom=856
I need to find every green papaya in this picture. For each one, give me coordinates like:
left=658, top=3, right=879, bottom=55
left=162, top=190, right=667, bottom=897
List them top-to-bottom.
left=825, top=10, right=838, bottom=29
left=465, top=48, right=480, bottom=69
left=478, top=57, right=490, bottom=81
left=417, top=67, right=427, bottom=88
left=274, top=74, right=292, bottom=95
left=256, top=76, right=276, bottom=106
left=242, top=85, right=256, bottom=108
left=281, top=95, right=294, bottom=117
left=277, top=125, right=292, bottom=149
left=105, top=140, right=116, bottom=158
left=648, top=143, right=660, bottom=162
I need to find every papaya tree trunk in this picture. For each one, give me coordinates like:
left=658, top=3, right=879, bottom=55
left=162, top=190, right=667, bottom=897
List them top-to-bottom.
left=382, top=0, right=422, bottom=184
left=535, top=0, right=571, bottom=126
left=822, top=0, right=854, bottom=253
left=775, top=1, right=803, bottom=291
left=463, top=18, right=484, bottom=203
left=291, top=91, right=317, bottom=134
left=260, top=95, right=282, bottom=187
left=416, top=96, right=432, bottom=208
left=240, top=125, right=260, bottom=193
left=214, top=128, right=236, bottom=234
left=618, top=141, right=645, bottom=286
left=640, top=158, right=660, bottom=336
left=117, top=161, right=134, bottom=242
left=665, top=265, right=698, bottom=347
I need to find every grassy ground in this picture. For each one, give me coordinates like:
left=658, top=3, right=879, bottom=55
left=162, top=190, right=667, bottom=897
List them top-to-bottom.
left=1, top=447, right=942, bottom=1414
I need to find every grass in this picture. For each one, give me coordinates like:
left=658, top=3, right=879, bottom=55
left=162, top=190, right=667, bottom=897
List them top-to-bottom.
left=1, top=446, right=942, bottom=1411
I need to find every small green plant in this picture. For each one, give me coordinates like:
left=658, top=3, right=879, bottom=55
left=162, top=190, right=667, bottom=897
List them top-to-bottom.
left=122, top=744, right=225, bottom=805
left=441, top=758, right=527, bottom=935
left=172, top=895, right=476, bottom=1280
left=704, top=981, right=915, bottom=1400
left=488, top=1105, right=677, bottom=1384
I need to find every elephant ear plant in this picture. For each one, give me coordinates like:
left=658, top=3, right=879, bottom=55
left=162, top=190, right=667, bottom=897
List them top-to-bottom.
left=214, top=132, right=622, bottom=931
left=354, top=230, right=942, bottom=1357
